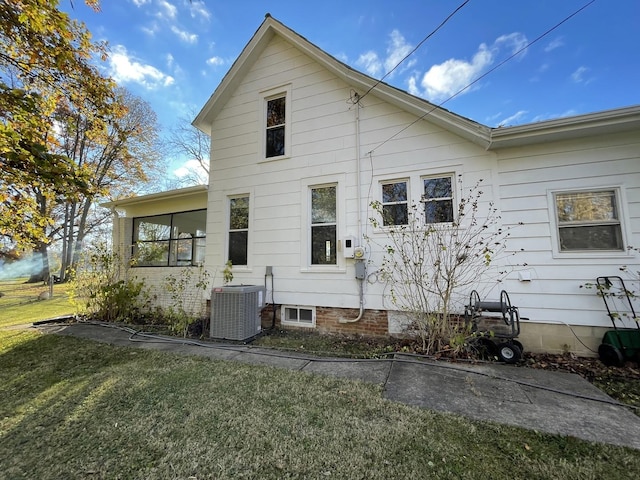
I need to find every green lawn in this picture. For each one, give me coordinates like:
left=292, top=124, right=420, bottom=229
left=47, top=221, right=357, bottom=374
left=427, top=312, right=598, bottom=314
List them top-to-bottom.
left=0, top=278, right=74, bottom=327
left=1, top=329, right=639, bottom=479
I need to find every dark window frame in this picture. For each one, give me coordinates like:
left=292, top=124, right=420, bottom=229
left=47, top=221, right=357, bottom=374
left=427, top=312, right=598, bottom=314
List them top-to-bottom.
left=265, top=94, right=286, bottom=158
left=421, top=175, right=454, bottom=224
left=381, top=180, right=409, bottom=226
left=310, top=185, right=337, bottom=266
left=228, top=195, right=250, bottom=266
left=132, top=209, right=206, bottom=267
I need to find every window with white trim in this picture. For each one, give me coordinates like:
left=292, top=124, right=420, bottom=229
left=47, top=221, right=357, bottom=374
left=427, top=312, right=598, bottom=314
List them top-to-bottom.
left=265, top=94, right=286, bottom=158
left=421, top=175, right=454, bottom=223
left=381, top=180, right=408, bottom=226
left=310, top=185, right=337, bottom=265
left=554, top=189, right=623, bottom=251
left=228, top=195, right=249, bottom=265
left=133, top=210, right=206, bottom=267
left=281, top=305, right=315, bottom=327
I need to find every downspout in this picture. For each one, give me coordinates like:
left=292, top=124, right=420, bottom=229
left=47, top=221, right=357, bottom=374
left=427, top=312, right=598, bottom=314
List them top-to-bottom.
left=340, top=97, right=365, bottom=324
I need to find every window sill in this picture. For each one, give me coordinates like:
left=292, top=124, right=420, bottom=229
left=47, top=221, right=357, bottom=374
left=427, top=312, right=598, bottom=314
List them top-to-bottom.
left=259, top=154, right=290, bottom=164
left=551, top=250, right=632, bottom=260
left=300, top=266, right=346, bottom=274
left=281, top=321, right=315, bottom=328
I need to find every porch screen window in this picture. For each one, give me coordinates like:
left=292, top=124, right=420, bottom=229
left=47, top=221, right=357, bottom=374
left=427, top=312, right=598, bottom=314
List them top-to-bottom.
left=266, top=96, right=286, bottom=158
left=422, top=176, right=454, bottom=223
left=381, top=181, right=408, bottom=226
left=310, top=185, right=337, bottom=265
left=555, top=190, right=623, bottom=251
left=228, top=196, right=249, bottom=266
left=133, top=210, right=206, bottom=267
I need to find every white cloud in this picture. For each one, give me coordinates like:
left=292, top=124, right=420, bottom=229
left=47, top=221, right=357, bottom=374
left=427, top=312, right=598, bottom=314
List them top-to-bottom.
left=132, top=0, right=151, bottom=6
left=157, top=0, right=177, bottom=20
left=189, top=0, right=211, bottom=21
left=171, top=25, right=198, bottom=44
left=356, top=29, right=415, bottom=79
left=384, top=30, right=415, bottom=74
left=409, top=32, right=527, bottom=102
left=495, top=32, right=528, bottom=59
left=545, top=36, right=564, bottom=52
left=418, top=43, right=493, bottom=101
left=108, top=45, right=175, bottom=89
left=356, top=51, right=382, bottom=77
left=206, top=56, right=225, bottom=67
left=571, top=66, right=590, bottom=83
left=531, top=109, right=579, bottom=123
left=496, top=110, right=528, bottom=127
left=173, top=159, right=209, bottom=184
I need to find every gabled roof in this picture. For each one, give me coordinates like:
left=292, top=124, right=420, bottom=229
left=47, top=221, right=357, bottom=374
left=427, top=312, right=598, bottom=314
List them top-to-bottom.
left=192, top=14, right=492, bottom=148
left=193, top=14, right=640, bottom=151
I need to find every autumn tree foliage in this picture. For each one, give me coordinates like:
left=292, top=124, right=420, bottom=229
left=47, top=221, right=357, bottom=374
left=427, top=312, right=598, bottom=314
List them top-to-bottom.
left=0, top=0, right=115, bottom=251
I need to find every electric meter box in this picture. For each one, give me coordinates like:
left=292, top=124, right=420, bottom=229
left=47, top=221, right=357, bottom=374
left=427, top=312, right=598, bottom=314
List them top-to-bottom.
left=343, top=236, right=355, bottom=258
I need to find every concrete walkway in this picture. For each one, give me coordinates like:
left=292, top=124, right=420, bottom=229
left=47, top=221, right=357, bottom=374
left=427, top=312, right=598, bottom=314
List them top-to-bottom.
left=35, top=321, right=640, bottom=451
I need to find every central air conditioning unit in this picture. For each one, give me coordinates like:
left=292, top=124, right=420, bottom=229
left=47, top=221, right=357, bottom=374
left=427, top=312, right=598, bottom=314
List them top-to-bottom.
left=210, top=285, right=265, bottom=341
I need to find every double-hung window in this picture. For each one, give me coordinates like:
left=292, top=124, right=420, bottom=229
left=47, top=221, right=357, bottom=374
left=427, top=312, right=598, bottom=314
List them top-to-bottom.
left=265, top=95, right=286, bottom=158
left=422, top=175, right=454, bottom=223
left=381, top=181, right=408, bottom=226
left=310, top=185, right=337, bottom=265
left=554, top=189, right=623, bottom=251
left=228, top=196, right=249, bottom=266
left=133, top=210, right=206, bottom=267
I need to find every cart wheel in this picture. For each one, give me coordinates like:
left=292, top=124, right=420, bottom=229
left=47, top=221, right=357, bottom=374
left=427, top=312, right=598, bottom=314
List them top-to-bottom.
left=500, top=290, right=512, bottom=326
left=512, top=340, right=524, bottom=354
left=498, top=343, right=522, bottom=364
left=598, top=343, right=624, bottom=367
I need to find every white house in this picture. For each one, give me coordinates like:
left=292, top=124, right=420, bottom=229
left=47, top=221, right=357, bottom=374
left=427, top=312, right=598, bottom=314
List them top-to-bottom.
left=107, top=15, right=640, bottom=355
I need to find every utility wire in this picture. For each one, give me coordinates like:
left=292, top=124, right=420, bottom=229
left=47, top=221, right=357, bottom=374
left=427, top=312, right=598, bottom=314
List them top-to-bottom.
left=358, top=0, right=471, bottom=103
left=366, top=0, right=596, bottom=155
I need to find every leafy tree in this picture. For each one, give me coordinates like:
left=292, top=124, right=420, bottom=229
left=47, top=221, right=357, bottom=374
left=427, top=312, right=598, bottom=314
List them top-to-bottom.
left=0, top=0, right=116, bottom=252
left=53, top=88, right=163, bottom=282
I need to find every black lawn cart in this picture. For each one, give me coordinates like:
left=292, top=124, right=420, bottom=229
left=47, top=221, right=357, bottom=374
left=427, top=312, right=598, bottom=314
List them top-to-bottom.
left=596, top=276, right=640, bottom=366
left=464, top=290, right=524, bottom=364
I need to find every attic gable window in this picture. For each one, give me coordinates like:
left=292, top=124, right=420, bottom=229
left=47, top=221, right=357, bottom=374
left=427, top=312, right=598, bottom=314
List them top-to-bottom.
left=266, top=95, right=286, bottom=158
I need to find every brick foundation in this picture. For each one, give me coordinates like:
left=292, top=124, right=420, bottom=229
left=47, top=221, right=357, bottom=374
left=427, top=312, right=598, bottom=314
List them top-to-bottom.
left=261, top=305, right=389, bottom=337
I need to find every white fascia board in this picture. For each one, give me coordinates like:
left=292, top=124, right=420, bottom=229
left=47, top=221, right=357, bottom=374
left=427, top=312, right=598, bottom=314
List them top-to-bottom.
left=101, top=185, right=208, bottom=209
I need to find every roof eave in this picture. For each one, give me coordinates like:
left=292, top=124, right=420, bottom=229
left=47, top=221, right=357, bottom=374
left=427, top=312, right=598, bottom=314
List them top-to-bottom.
left=488, top=105, right=640, bottom=149
left=101, top=185, right=208, bottom=209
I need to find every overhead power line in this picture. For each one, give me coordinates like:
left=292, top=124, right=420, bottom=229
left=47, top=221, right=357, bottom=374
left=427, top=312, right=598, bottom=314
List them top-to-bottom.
left=358, top=0, right=471, bottom=103
left=366, top=0, right=597, bottom=155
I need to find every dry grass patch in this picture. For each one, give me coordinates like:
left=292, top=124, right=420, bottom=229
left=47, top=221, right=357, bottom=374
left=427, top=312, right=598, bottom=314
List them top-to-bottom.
left=1, top=330, right=639, bottom=479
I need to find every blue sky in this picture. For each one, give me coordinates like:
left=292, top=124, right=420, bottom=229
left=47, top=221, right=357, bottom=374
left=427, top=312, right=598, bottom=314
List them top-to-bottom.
left=63, top=0, right=639, bottom=179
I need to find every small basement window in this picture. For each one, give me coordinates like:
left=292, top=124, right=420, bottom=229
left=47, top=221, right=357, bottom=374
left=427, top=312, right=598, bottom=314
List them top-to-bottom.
left=281, top=305, right=316, bottom=328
